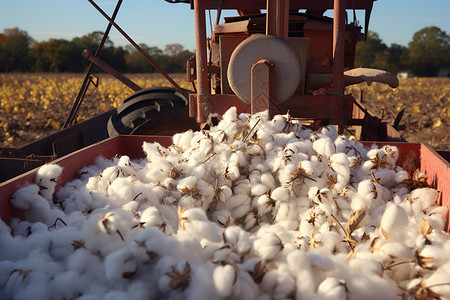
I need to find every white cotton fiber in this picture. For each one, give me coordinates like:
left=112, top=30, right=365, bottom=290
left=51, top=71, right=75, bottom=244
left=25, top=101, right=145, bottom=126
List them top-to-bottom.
left=2, top=106, right=447, bottom=299
left=35, top=164, right=63, bottom=200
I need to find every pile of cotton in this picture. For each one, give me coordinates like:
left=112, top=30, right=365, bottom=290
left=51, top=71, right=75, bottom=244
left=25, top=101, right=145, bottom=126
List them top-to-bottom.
left=1, top=107, right=448, bottom=300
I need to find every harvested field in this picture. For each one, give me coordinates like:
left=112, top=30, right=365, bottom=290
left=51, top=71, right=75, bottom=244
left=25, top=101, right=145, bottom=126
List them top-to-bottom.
left=0, top=73, right=449, bottom=151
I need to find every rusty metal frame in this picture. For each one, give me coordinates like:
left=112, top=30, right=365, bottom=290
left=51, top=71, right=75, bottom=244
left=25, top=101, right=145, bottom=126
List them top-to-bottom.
left=88, top=0, right=190, bottom=101
left=190, top=0, right=375, bottom=125
left=82, top=49, right=142, bottom=92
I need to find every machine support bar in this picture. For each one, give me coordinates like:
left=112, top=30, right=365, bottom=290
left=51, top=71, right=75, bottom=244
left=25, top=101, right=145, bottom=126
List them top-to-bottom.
left=63, top=0, right=123, bottom=128
left=88, top=0, right=189, bottom=100
left=194, top=0, right=210, bottom=124
left=266, top=0, right=277, bottom=35
left=276, top=0, right=290, bottom=40
left=332, top=0, right=345, bottom=94
left=82, top=50, right=142, bottom=92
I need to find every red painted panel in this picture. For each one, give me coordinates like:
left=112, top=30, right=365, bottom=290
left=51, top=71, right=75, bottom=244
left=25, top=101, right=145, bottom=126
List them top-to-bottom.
left=0, top=135, right=172, bottom=224
left=1, top=137, right=448, bottom=233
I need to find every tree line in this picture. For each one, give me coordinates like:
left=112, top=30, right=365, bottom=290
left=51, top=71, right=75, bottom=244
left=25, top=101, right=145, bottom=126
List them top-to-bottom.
left=1, top=26, right=450, bottom=76
left=354, top=26, right=450, bottom=77
left=0, top=27, right=193, bottom=73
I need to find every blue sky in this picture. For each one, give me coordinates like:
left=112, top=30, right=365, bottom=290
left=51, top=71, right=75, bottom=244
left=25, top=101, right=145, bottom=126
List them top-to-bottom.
left=1, top=0, right=450, bottom=51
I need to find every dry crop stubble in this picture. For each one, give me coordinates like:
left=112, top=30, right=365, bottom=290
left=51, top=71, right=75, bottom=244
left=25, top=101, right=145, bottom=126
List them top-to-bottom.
left=0, top=74, right=449, bottom=150
left=347, top=78, right=450, bottom=151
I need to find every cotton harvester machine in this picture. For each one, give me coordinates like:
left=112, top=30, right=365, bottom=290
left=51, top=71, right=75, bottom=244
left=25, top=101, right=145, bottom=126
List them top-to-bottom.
left=0, top=0, right=449, bottom=227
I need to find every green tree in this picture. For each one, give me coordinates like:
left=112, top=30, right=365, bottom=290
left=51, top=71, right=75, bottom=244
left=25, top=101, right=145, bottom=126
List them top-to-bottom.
left=407, top=26, right=450, bottom=77
left=0, top=27, right=33, bottom=72
left=354, top=31, right=388, bottom=69
left=30, top=39, right=76, bottom=72
left=160, top=43, right=193, bottom=73
left=124, top=44, right=163, bottom=73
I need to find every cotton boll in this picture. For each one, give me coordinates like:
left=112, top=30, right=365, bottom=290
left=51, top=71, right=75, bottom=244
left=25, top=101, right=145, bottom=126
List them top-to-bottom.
left=222, top=106, right=238, bottom=124
left=272, top=115, right=287, bottom=132
left=320, top=125, right=339, bottom=141
left=313, top=136, right=336, bottom=157
left=142, top=142, right=166, bottom=160
left=381, top=145, right=399, bottom=165
left=229, top=150, right=248, bottom=169
left=35, top=163, right=63, bottom=200
left=101, top=165, right=122, bottom=183
left=225, top=165, right=240, bottom=181
left=373, top=168, right=396, bottom=188
left=394, top=169, right=409, bottom=184
left=260, top=173, right=276, bottom=191
left=107, top=177, right=135, bottom=207
left=357, top=180, right=378, bottom=202
left=251, top=183, right=269, bottom=197
left=10, top=184, right=41, bottom=210
left=216, top=184, right=232, bottom=203
left=271, top=186, right=291, bottom=202
left=410, top=188, right=439, bottom=211
left=222, top=193, right=247, bottom=211
left=256, top=194, right=274, bottom=216
left=231, top=202, right=252, bottom=219
left=275, top=202, right=298, bottom=230
left=380, top=203, right=409, bottom=240
left=140, top=206, right=164, bottom=228
left=425, top=206, right=447, bottom=231
left=180, top=208, right=223, bottom=242
left=99, top=209, right=136, bottom=241
left=212, top=209, right=234, bottom=227
left=244, top=211, right=258, bottom=231
left=184, top=219, right=223, bottom=243
left=224, top=225, right=251, bottom=254
left=135, top=227, right=169, bottom=258
left=253, top=232, right=283, bottom=261
left=379, top=242, right=414, bottom=261
left=213, top=245, right=241, bottom=265
left=417, top=245, right=449, bottom=269
left=67, top=248, right=105, bottom=279
left=104, top=248, right=138, bottom=282
left=286, top=251, right=316, bottom=296
left=347, top=255, right=383, bottom=277
left=183, top=263, right=219, bottom=300
left=213, top=264, right=237, bottom=297
left=233, top=269, right=259, bottom=300
left=51, top=270, right=86, bottom=300
left=272, top=270, right=296, bottom=299
left=424, top=270, right=450, bottom=298
left=346, top=271, right=400, bottom=300
left=317, top=277, right=348, bottom=300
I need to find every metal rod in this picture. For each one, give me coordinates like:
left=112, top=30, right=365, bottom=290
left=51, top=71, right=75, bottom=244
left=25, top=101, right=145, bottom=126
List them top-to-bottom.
left=63, top=0, right=123, bottom=128
left=88, top=0, right=189, bottom=100
left=194, top=0, right=209, bottom=123
left=266, top=0, right=277, bottom=35
left=276, top=0, right=290, bottom=39
left=332, top=0, right=345, bottom=94
left=82, top=49, right=142, bottom=92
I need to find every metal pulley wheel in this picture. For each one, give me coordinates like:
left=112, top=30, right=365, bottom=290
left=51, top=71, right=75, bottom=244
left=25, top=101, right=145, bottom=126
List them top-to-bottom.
left=227, top=34, right=302, bottom=104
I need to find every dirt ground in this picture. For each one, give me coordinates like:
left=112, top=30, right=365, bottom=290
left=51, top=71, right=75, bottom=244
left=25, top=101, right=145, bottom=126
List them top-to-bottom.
left=347, top=78, right=449, bottom=152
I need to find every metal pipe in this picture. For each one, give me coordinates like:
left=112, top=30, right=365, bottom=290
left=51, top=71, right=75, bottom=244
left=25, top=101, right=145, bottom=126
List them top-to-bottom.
left=63, top=0, right=123, bottom=128
left=88, top=0, right=189, bottom=100
left=194, top=0, right=209, bottom=123
left=266, top=0, right=277, bottom=35
left=276, top=0, right=290, bottom=40
left=332, top=0, right=345, bottom=94
left=82, top=49, right=142, bottom=92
